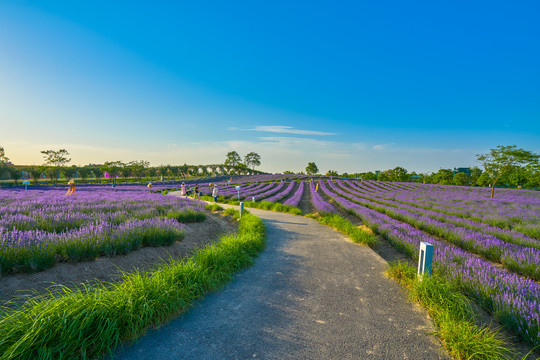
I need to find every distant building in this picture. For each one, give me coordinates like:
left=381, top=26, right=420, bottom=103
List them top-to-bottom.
left=453, top=167, right=471, bottom=175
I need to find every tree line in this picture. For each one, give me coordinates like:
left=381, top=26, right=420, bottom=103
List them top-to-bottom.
left=0, top=148, right=265, bottom=186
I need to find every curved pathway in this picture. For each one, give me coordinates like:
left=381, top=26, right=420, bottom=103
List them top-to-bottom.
left=112, top=204, right=449, bottom=359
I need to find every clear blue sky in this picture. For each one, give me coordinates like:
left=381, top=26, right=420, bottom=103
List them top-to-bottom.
left=1, top=1, right=538, bottom=173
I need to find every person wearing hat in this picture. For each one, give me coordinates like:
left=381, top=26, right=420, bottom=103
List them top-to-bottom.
left=66, top=179, right=76, bottom=195
left=147, top=182, right=153, bottom=193
left=180, top=182, right=187, bottom=198
left=212, top=184, right=219, bottom=202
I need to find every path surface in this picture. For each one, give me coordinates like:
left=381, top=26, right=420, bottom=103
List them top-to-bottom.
left=112, top=203, right=449, bottom=360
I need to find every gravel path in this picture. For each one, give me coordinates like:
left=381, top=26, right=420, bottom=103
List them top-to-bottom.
left=111, top=204, right=449, bottom=359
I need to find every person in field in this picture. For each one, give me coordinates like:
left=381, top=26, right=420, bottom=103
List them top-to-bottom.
left=66, top=179, right=76, bottom=195
left=147, top=182, right=153, bottom=193
left=180, top=182, right=187, bottom=198
left=194, top=184, right=200, bottom=199
left=212, top=184, right=218, bottom=202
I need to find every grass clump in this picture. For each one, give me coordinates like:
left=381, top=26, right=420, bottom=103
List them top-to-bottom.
left=200, top=196, right=303, bottom=215
left=205, top=203, right=224, bottom=212
left=166, top=209, right=206, bottom=223
left=0, top=211, right=265, bottom=360
left=308, top=213, right=378, bottom=247
left=387, top=261, right=515, bottom=360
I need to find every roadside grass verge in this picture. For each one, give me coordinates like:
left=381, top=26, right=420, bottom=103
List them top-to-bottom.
left=200, top=195, right=303, bottom=215
left=0, top=210, right=265, bottom=360
left=307, top=212, right=378, bottom=248
left=387, top=261, right=521, bottom=360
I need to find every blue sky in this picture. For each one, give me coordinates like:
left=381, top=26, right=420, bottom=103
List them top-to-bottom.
left=1, top=1, right=538, bottom=173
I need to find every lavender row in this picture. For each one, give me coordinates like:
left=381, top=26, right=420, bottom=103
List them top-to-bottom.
left=333, top=180, right=540, bottom=281
left=266, top=181, right=296, bottom=203
left=283, top=181, right=305, bottom=207
left=310, top=181, right=335, bottom=213
left=321, top=181, right=540, bottom=345
left=345, top=181, right=540, bottom=249
left=1, top=218, right=185, bottom=274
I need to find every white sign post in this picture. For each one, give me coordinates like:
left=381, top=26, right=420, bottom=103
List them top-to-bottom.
left=235, top=185, right=241, bottom=201
left=417, top=242, right=433, bottom=279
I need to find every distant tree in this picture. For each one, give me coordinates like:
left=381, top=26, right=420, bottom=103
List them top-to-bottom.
left=476, top=145, right=539, bottom=198
left=0, top=146, right=9, bottom=165
left=41, top=149, right=71, bottom=167
left=225, top=151, right=242, bottom=167
left=244, top=152, right=261, bottom=170
left=129, top=160, right=150, bottom=181
left=100, top=161, right=124, bottom=185
left=524, top=161, right=540, bottom=187
left=305, top=162, right=318, bottom=175
left=120, top=163, right=132, bottom=183
left=507, top=165, right=529, bottom=188
left=7, top=166, right=22, bottom=184
left=24, top=166, right=42, bottom=184
left=62, top=166, right=77, bottom=181
left=77, top=166, right=92, bottom=183
left=89, top=166, right=104, bottom=183
left=387, top=166, right=409, bottom=182
left=469, top=167, right=483, bottom=186
left=433, top=169, right=454, bottom=185
left=283, top=170, right=295, bottom=174
left=326, top=170, right=339, bottom=176
left=377, top=171, right=390, bottom=181
left=359, top=172, right=377, bottom=181
left=453, top=172, right=469, bottom=186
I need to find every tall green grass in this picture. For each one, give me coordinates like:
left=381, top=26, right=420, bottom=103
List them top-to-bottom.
left=200, top=195, right=303, bottom=215
left=0, top=210, right=265, bottom=360
left=308, top=213, right=378, bottom=247
left=387, top=261, right=519, bottom=360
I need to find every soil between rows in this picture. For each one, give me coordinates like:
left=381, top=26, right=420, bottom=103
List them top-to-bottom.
left=0, top=211, right=237, bottom=309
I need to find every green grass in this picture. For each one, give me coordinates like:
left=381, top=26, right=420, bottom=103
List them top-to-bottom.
left=200, top=195, right=303, bottom=215
left=0, top=210, right=265, bottom=359
left=308, top=212, right=378, bottom=247
left=387, top=261, right=519, bottom=360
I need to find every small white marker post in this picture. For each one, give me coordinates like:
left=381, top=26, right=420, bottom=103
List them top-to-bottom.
left=22, top=180, right=30, bottom=192
left=235, top=185, right=241, bottom=201
left=240, top=202, right=244, bottom=218
left=417, top=241, right=433, bottom=279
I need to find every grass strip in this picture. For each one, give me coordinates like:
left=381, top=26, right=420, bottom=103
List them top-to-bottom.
left=201, top=195, right=303, bottom=215
left=0, top=210, right=265, bottom=360
left=308, top=213, right=378, bottom=248
left=387, top=261, right=520, bottom=360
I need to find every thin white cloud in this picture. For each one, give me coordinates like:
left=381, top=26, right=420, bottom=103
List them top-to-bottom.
left=240, top=125, right=336, bottom=136
left=373, top=143, right=394, bottom=150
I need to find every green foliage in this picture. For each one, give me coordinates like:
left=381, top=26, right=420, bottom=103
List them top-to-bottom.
left=477, top=145, right=539, bottom=197
left=0, top=146, right=9, bottom=165
left=41, top=149, right=71, bottom=167
left=224, top=151, right=242, bottom=167
left=244, top=152, right=261, bottom=170
left=305, top=162, right=318, bottom=175
left=326, top=170, right=339, bottom=176
left=453, top=172, right=469, bottom=186
left=205, top=203, right=224, bottom=211
left=166, top=209, right=206, bottom=223
left=0, top=212, right=265, bottom=360
left=310, top=213, right=378, bottom=247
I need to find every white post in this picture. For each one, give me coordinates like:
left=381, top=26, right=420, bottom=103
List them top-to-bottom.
left=417, top=242, right=433, bottom=278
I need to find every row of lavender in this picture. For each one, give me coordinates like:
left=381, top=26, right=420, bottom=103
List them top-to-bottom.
left=313, top=179, right=539, bottom=345
left=0, top=186, right=205, bottom=274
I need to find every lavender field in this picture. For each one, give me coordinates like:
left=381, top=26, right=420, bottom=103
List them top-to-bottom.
left=201, top=176, right=540, bottom=346
left=0, top=185, right=205, bottom=275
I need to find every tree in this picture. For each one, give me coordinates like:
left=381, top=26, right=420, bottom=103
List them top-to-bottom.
left=476, top=145, right=539, bottom=198
left=0, top=146, right=9, bottom=165
left=41, top=149, right=71, bottom=185
left=224, top=151, right=242, bottom=167
left=244, top=152, right=261, bottom=170
left=129, top=160, right=149, bottom=181
left=100, top=161, right=124, bottom=185
left=305, top=162, right=318, bottom=175
left=24, top=166, right=42, bottom=184
left=77, top=166, right=92, bottom=183
left=387, top=166, right=409, bottom=182
left=7, top=167, right=22, bottom=184
left=469, top=167, right=483, bottom=186
left=433, top=169, right=454, bottom=185
left=326, top=170, right=339, bottom=176
left=359, top=172, right=377, bottom=181
left=453, top=172, right=469, bottom=186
